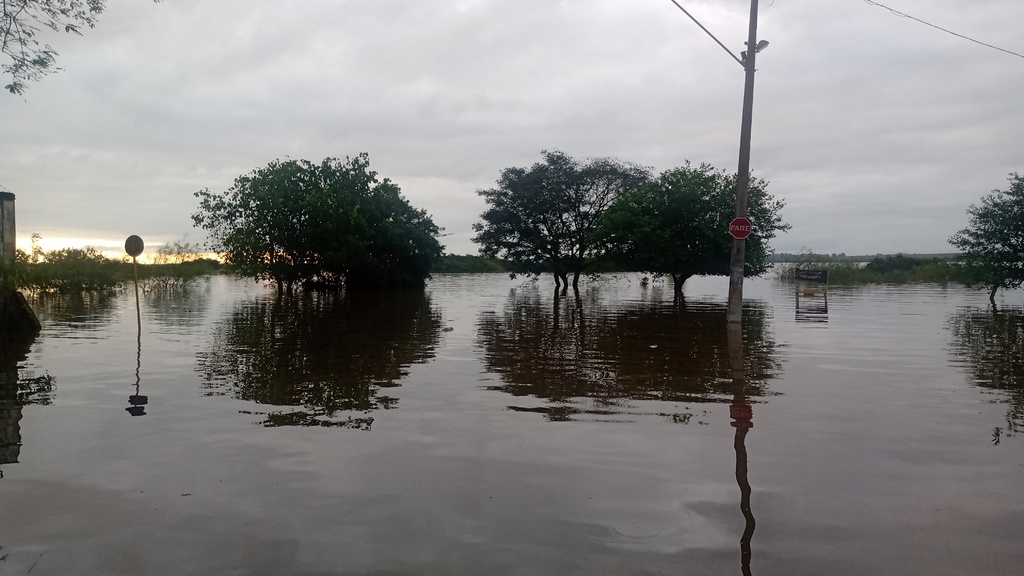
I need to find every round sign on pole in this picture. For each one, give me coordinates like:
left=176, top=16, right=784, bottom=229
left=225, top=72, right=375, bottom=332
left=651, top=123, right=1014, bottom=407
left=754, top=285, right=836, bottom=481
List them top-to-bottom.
left=729, top=217, right=752, bottom=240
left=125, top=235, right=145, bottom=257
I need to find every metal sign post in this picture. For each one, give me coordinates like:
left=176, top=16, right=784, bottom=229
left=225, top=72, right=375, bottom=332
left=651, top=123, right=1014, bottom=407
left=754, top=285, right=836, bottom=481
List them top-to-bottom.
left=123, top=235, right=147, bottom=416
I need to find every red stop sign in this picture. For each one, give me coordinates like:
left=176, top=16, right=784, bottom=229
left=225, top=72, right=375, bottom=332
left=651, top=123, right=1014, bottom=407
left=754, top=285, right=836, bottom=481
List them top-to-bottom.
left=729, top=217, right=752, bottom=240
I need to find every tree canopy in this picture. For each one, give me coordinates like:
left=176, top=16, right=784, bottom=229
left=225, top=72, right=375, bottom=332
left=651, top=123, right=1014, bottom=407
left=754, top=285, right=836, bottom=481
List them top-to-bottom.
left=2, top=1, right=158, bottom=95
left=473, top=150, right=651, bottom=292
left=192, top=154, right=443, bottom=293
left=594, top=162, right=788, bottom=297
left=949, top=172, right=1024, bottom=304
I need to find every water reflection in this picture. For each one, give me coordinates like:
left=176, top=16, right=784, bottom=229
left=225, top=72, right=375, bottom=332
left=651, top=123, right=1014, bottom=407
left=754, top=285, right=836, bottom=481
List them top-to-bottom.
left=143, top=279, right=212, bottom=331
left=476, top=284, right=781, bottom=421
left=794, top=289, right=828, bottom=324
left=196, top=290, right=442, bottom=429
left=25, top=292, right=119, bottom=335
left=948, top=306, right=1024, bottom=441
left=125, top=313, right=148, bottom=417
left=728, top=322, right=755, bottom=576
left=0, top=332, right=52, bottom=468
left=0, top=334, right=31, bottom=467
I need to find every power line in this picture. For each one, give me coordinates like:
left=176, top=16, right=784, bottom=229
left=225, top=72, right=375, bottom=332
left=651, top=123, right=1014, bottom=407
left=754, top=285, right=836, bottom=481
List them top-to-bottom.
left=863, top=0, right=1024, bottom=60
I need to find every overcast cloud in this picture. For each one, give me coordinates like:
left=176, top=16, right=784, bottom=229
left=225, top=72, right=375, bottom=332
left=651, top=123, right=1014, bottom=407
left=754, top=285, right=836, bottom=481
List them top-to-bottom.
left=2, top=0, right=1022, bottom=257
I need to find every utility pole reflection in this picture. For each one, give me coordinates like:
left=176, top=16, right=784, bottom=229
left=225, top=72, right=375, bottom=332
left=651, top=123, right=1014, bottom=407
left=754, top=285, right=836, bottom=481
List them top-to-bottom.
left=728, top=322, right=755, bottom=576
left=125, top=324, right=147, bottom=417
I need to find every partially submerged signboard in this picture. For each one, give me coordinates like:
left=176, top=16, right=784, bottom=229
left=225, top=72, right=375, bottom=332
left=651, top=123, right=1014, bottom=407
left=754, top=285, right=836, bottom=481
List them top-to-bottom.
left=795, top=268, right=829, bottom=284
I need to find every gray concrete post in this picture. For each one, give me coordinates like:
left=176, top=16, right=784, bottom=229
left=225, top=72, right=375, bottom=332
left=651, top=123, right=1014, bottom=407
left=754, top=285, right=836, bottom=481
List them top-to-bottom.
left=0, top=191, right=14, bottom=271
left=0, top=191, right=40, bottom=337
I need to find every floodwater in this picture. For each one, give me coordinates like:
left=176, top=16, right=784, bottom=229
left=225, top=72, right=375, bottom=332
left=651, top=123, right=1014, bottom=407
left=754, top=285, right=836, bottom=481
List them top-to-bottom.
left=1, top=273, right=1022, bottom=576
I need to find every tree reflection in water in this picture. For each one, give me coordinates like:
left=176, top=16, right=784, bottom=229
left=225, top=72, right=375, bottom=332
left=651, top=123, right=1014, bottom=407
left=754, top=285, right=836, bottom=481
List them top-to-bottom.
left=142, top=278, right=213, bottom=331
left=475, top=283, right=781, bottom=421
left=478, top=285, right=771, bottom=572
left=197, top=290, right=442, bottom=429
left=25, top=291, right=118, bottom=335
left=3, top=292, right=110, bottom=466
left=948, top=306, right=1024, bottom=441
left=0, top=332, right=52, bottom=468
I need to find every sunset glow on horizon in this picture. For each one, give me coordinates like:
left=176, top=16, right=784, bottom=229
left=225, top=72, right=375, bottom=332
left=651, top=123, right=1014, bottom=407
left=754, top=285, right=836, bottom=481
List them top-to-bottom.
left=15, top=234, right=213, bottom=263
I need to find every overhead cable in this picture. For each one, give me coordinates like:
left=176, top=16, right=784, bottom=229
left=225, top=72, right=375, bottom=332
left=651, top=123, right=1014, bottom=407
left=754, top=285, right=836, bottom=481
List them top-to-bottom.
left=863, top=0, right=1024, bottom=60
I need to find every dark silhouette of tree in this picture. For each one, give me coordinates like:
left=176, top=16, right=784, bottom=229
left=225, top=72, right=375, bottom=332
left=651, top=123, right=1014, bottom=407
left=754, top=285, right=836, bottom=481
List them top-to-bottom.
left=1, top=1, right=159, bottom=95
left=473, top=151, right=651, bottom=294
left=595, top=162, right=788, bottom=298
left=949, top=173, right=1024, bottom=305
left=196, top=289, right=442, bottom=429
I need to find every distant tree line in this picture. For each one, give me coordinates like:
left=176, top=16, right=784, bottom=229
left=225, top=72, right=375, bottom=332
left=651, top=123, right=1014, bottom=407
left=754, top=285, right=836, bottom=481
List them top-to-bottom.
left=775, top=173, right=1023, bottom=302
left=3, top=234, right=219, bottom=293
left=768, top=252, right=959, bottom=263
left=775, top=252, right=965, bottom=285
left=431, top=254, right=510, bottom=274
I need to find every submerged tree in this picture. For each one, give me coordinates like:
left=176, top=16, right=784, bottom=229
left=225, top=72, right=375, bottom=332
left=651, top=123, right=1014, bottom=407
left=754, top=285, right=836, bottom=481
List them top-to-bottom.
left=473, top=150, right=651, bottom=293
left=193, top=155, right=444, bottom=293
left=595, top=162, right=788, bottom=298
left=949, top=173, right=1024, bottom=305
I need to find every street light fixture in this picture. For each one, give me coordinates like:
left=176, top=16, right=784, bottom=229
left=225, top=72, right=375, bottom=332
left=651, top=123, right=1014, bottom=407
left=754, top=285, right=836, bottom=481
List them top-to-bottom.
left=742, top=40, right=769, bottom=62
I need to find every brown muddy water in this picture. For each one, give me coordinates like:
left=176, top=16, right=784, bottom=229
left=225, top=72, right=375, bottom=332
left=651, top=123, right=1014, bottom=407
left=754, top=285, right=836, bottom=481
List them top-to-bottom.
left=1, top=273, right=1022, bottom=576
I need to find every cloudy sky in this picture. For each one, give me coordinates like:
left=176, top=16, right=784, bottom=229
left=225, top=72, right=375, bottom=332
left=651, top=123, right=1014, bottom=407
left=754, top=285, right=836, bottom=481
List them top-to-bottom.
left=2, top=0, right=1022, bottom=257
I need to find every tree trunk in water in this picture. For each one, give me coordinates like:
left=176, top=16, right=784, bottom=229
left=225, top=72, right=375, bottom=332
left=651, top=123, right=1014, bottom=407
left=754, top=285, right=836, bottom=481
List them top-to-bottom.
left=551, top=262, right=562, bottom=293
left=552, top=263, right=569, bottom=296
left=571, top=271, right=580, bottom=292
left=671, top=274, right=688, bottom=299
left=989, top=285, right=998, bottom=308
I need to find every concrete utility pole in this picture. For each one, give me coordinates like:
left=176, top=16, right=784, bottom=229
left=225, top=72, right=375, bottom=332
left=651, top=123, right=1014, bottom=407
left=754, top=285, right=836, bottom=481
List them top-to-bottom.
left=726, top=0, right=762, bottom=325
left=0, top=191, right=40, bottom=338
left=0, top=192, right=14, bottom=273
